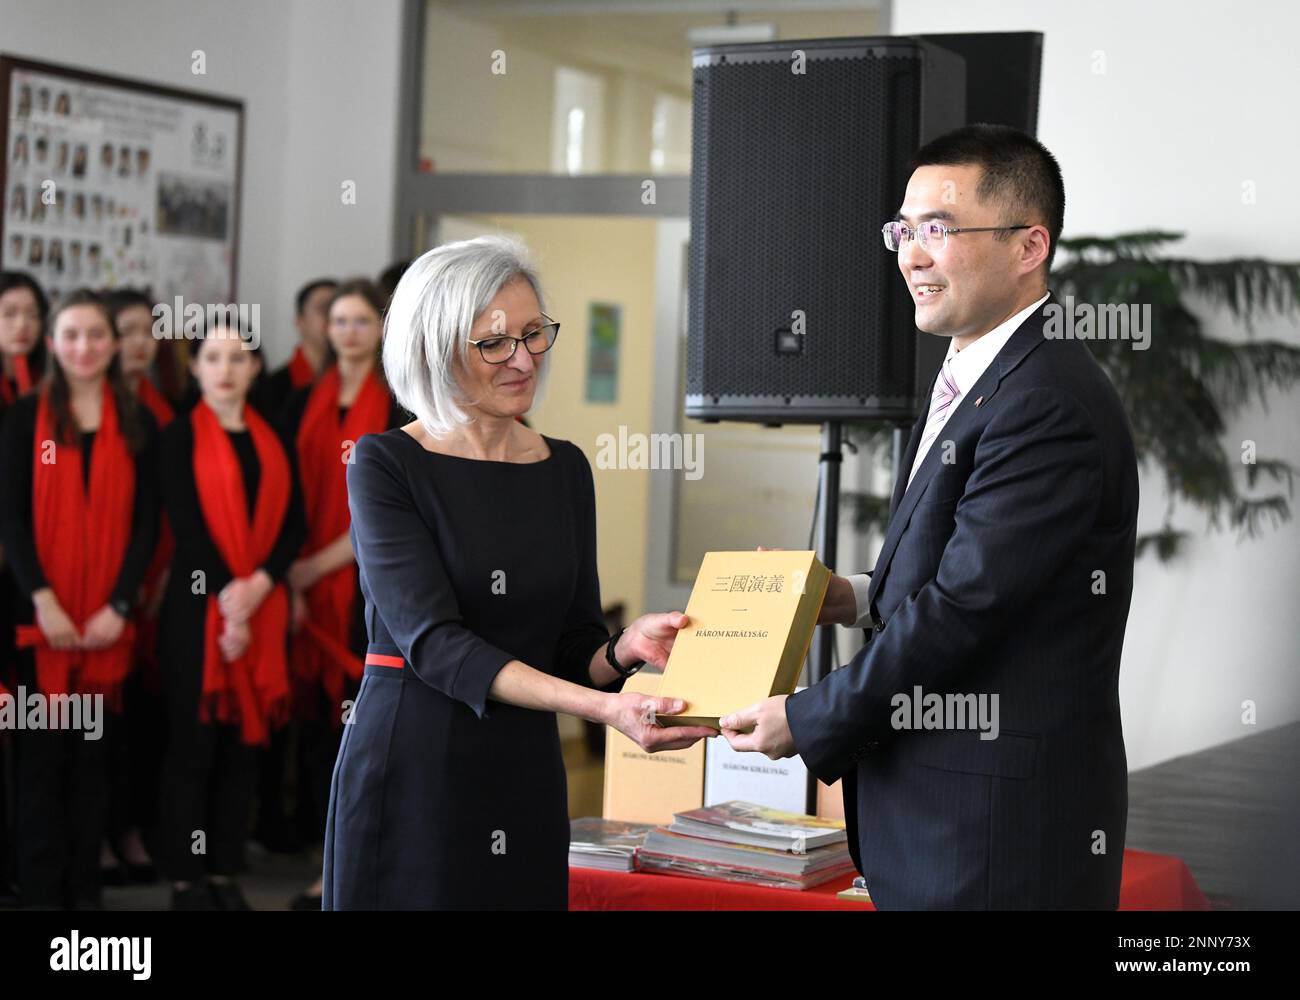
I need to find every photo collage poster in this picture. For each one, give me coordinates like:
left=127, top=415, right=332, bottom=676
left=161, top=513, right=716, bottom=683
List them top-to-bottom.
left=2, top=57, right=242, bottom=313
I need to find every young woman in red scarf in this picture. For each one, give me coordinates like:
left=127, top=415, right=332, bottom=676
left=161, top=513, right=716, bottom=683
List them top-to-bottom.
left=0, top=270, right=48, bottom=904
left=0, top=271, right=47, bottom=413
left=279, top=278, right=406, bottom=909
left=98, top=288, right=174, bottom=889
left=0, top=289, right=159, bottom=910
left=113, top=289, right=175, bottom=426
left=155, top=316, right=305, bottom=910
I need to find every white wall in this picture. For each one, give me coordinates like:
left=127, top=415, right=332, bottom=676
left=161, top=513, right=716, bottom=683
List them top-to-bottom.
left=1, top=0, right=404, bottom=364
left=891, top=0, right=1300, bottom=768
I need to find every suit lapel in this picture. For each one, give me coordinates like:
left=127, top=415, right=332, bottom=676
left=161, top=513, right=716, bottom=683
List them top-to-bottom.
left=867, top=294, right=1058, bottom=609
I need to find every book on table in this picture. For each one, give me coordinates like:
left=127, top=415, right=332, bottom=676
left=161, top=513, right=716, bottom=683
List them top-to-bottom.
left=636, top=800, right=855, bottom=890
left=668, top=800, right=846, bottom=851
left=568, top=818, right=655, bottom=872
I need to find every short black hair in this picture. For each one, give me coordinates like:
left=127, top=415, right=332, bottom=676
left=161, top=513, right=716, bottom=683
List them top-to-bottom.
left=910, top=123, right=1065, bottom=272
left=377, top=260, right=411, bottom=303
left=295, top=277, right=338, bottom=316
left=103, top=286, right=154, bottom=328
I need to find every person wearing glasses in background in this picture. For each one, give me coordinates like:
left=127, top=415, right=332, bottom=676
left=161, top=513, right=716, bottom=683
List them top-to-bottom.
left=720, top=125, right=1140, bottom=910
left=323, top=236, right=715, bottom=910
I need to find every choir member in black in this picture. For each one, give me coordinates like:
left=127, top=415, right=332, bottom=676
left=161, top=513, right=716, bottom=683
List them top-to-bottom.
left=322, top=237, right=714, bottom=910
left=0, top=271, right=47, bottom=409
left=0, top=271, right=48, bottom=901
left=254, top=278, right=336, bottom=419
left=280, top=278, right=405, bottom=909
left=245, top=280, right=336, bottom=854
left=99, top=288, right=172, bottom=886
left=0, top=289, right=159, bottom=909
left=114, top=289, right=175, bottom=426
left=155, top=319, right=305, bottom=910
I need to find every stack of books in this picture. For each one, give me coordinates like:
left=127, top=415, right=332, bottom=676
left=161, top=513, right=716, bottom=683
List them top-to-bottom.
left=637, top=801, right=855, bottom=890
left=568, top=818, right=655, bottom=872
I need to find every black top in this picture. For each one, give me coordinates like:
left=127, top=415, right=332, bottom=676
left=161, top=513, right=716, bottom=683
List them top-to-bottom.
left=253, top=363, right=303, bottom=423
left=0, top=392, right=160, bottom=611
left=157, top=414, right=307, bottom=596
left=322, top=429, right=621, bottom=909
left=350, top=429, right=617, bottom=708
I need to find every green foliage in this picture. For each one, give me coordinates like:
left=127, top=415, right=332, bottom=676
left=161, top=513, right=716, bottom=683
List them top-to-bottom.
left=844, top=232, right=1300, bottom=560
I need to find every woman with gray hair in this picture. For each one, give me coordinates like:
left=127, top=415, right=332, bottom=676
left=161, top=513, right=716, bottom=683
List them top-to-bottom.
left=322, top=235, right=713, bottom=910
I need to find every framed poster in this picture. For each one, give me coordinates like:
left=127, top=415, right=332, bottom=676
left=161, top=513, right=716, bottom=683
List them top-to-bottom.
left=0, top=54, right=244, bottom=312
left=585, top=301, right=620, bottom=403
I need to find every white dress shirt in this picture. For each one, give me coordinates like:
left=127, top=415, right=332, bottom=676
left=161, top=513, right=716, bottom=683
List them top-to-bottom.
left=846, top=293, right=1050, bottom=629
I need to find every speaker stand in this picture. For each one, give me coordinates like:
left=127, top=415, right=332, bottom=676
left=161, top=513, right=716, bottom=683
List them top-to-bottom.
left=804, top=420, right=908, bottom=817
left=806, top=420, right=841, bottom=815
left=810, top=420, right=842, bottom=687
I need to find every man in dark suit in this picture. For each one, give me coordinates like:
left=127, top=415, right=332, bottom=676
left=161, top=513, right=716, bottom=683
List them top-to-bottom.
left=721, top=124, right=1139, bottom=909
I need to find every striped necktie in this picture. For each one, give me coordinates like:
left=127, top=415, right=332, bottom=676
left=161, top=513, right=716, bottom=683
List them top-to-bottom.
left=907, top=356, right=960, bottom=488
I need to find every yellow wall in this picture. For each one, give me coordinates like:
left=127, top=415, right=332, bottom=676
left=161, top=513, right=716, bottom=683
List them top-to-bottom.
left=451, top=213, right=657, bottom=621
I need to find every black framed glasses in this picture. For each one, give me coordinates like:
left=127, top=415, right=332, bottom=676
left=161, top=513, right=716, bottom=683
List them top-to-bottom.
left=882, top=220, right=1031, bottom=252
left=467, top=314, right=561, bottom=364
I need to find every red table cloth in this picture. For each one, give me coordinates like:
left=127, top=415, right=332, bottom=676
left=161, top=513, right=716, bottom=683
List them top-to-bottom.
left=569, top=848, right=1210, bottom=910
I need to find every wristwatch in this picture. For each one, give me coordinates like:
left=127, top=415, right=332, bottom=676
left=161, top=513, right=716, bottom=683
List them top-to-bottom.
left=604, top=627, right=645, bottom=678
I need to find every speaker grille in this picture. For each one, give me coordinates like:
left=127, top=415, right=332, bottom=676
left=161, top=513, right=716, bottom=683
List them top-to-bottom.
left=688, top=44, right=924, bottom=419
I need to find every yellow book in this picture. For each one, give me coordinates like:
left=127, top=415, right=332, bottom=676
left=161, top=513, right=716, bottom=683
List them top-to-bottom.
left=657, top=551, right=830, bottom=729
left=601, top=667, right=706, bottom=825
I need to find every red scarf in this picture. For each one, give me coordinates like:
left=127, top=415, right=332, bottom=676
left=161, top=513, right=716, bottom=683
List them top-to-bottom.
left=287, top=346, right=316, bottom=390
left=1, top=353, right=34, bottom=404
left=291, top=365, right=388, bottom=710
left=135, top=375, right=175, bottom=426
left=20, top=383, right=136, bottom=702
left=191, top=400, right=292, bottom=745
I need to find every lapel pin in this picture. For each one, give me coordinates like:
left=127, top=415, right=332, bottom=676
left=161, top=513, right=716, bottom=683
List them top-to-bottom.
left=975, top=395, right=984, bottom=407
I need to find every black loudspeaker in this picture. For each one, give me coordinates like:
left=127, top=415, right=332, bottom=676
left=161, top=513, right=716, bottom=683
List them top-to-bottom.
left=919, top=32, right=1042, bottom=135
left=686, top=36, right=965, bottom=424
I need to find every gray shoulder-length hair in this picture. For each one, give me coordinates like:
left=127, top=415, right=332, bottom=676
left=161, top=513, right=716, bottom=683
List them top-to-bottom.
left=383, top=234, right=548, bottom=438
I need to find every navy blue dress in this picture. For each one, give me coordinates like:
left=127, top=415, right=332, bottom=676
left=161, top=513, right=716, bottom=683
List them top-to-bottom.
left=322, top=429, right=622, bottom=910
